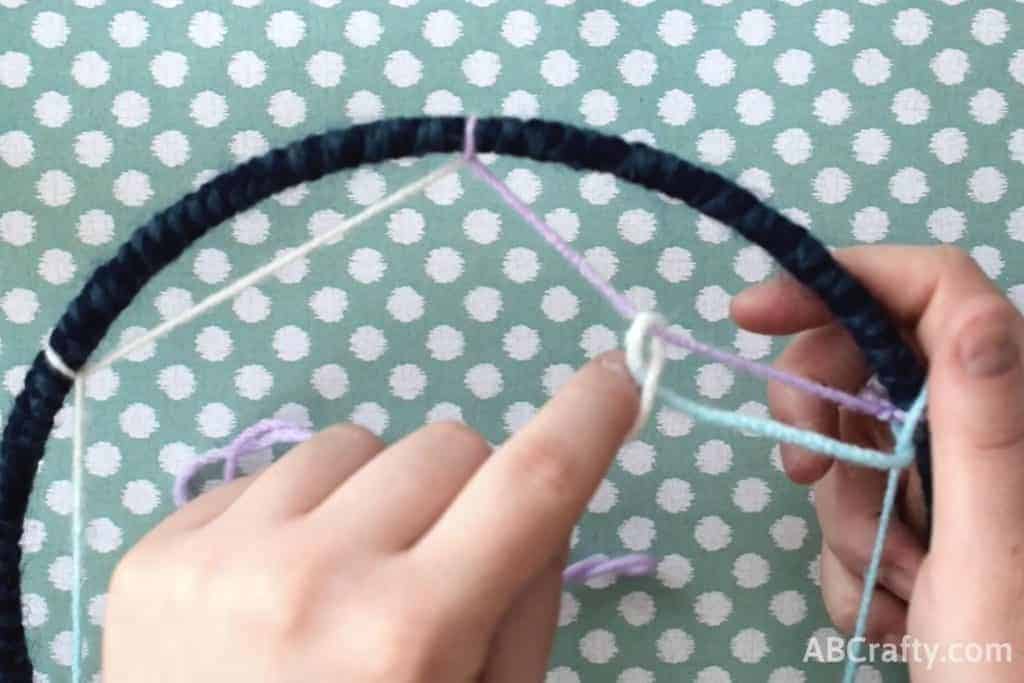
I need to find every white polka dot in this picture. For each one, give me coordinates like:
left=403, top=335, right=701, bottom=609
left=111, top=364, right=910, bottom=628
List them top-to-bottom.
left=892, top=8, right=931, bottom=46
left=972, top=8, right=1008, bottom=45
left=422, top=9, right=460, bottom=47
left=581, top=9, right=619, bottom=46
left=736, top=9, right=774, bottom=46
left=815, top=9, right=852, bottom=46
left=188, top=10, right=225, bottom=48
left=266, top=10, right=304, bottom=47
left=502, top=10, right=539, bottom=47
left=109, top=11, right=147, bottom=47
left=33, top=12, right=69, bottom=48
left=540, top=49, right=579, bottom=87
left=696, top=49, right=735, bottom=87
left=774, top=49, right=813, bottom=86
left=852, top=49, right=890, bottom=86
left=931, top=49, right=969, bottom=85
left=228, top=50, right=266, bottom=88
left=306, top=50, right=344, bottom=88
left=384, top=50, right=422, bottom=88
left=462, top=50, right=501, bottom=87
left=619, top=50, right=657, bottom=87
left=1011, top=50, right=1024, bottom=86
left=0, top=51, right=31, bottom=88
left=71, top=51, right=109, bottom=88
left=150, top=51, right=188, bottom=88
left=814, top=88, right=851, bottom=126
left=892, top=88, right=929, bottom=125
left=970, top=88, right=1006, bottom=125
left=580, top=89, right=619, bottom=126
left=736, top=89, right=773, bottom=125
left=190, top=90, right=228, bottom=127
left=268, top=90, right=306, bottom=127
left=423, top=90, right=463, bottom=116
left=502, top=90, right=539, bottom=118
left=34, top=91, right=71, bottom=128
left=774, top=128, right=812, bottom=165
left=852, top=128, right=891, bottom=165
left=930, top=128, right=968, bottom=164
left=694, top=129, right=733, bottom=166
left=0, top=130, right=33, bottom=167
left=74, top=130, right=113, bottom=167
left=151, top=130, right=190, bottom=167
left=968, top=166, right=1007, bottom=204
left=813, top=167, right=851, bottom=204
left=889, top=167, right=929, bottom=204
left=347, top=168, right=386, bottom=205
left=505, top=168, right=541, bottom=204
left=36, top=170, right=75, bottom=207
left=113, top=170, right=152, bottom=207
left=579, top=172, right=618, bottom=205
left=851, top=207, right=889, bottom=243
left=928, top=207, right=967, bottom=243
left=388, top=208, right=425, bottom=244
left=232, top=209, right=269, bottom=245
left=617, top=209, right=656, bottom=245
left=1, top=211, right=34, bottom=246
left=971, top=245, right=1004, bottom=279
left=424, top=247, right=464, bottom=284
left=503, top=247, right=540, bottom=283
left=658, top=247, right=695, bottom=283
left=38, top=249, right=75, bottom=285
left=695, top=285, right=731, bottom=322
left=307, top=286, right=348, bottom=323
left=387, top=286, right=425, bottom=323
left=465, top=286, right=502, bottom=322
left=541, top=286, right=579, bottom=323
left=2, top=288, right=38, bottom=324
left=273, top=325, right=310, bottom=361
left=427, top=325, right=464, bottom=361
left=119, top=326, right=157, bottom=362
left=195, top=326, right=233, bottom=361
left=349, top=326, right=387, bottom=362
left=466, top=363, right=503, bottom=399
left=157, top=364, right=195, bottom=401
left=234, top=364, right=273, bottom=400
left=389, top=364, right=426, bottom=400
left=197, top=402, right=235, bottom=439
left=350, top=402, right=389, bottom=436
left=426, top=402, right=463, bottom=424
left=120, top=403, right=158, bottom=439
left=696, top=438, right=733, bottom=475
left=85, top=442, right=121, bottom=478
left=656, top=478, right=694, bottom=513
left=734, top=478, right=772, bottom=513
left=122, top=479, right=160, bottom=515
left=771, top=515, right=807, bottom=550
left=86, top=518, right=122, bottom=554
left=734, top=552, right=771, bottom=588
left=657, top=554, right=693, bottom=590
left=695, top=591, right=733, bottom=626
left=22, top=592, right=47, bottom=627
left=618, top=592, right=656, bottom=627
left=657, top=629, right=694, bottom=663
left=732, top=629, right=769, bottom=663
left=580, top=630, right=618, bottom=664
left=547, top=667, right=581, bottom=683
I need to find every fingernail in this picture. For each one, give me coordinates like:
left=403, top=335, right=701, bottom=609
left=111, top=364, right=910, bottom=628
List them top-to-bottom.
left=958, top=323, right=1021, bottom=378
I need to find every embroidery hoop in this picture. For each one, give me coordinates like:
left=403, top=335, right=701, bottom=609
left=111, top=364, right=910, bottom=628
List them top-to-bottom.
left=0, top=116, right=931, bottom=681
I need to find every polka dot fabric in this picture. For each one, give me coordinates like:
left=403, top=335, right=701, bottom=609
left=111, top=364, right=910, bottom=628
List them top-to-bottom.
left=2, top=2, right=1023, bottom=681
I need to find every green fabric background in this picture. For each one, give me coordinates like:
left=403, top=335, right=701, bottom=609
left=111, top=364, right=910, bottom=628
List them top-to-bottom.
left=2, top=1, right=1023, bottom=681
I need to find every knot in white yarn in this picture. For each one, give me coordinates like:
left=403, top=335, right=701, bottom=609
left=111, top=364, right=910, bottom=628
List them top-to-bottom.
left=624, top=311, right=667, bottom=440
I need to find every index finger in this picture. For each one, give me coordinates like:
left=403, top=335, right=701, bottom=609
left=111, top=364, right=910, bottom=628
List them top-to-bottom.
left=411, top=350, right=638, bottom=622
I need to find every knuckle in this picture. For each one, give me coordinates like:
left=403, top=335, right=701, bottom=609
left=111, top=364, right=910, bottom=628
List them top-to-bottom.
left=936, top=244, right=978, bottom=275
left=516, top=432, right=583, bottom=497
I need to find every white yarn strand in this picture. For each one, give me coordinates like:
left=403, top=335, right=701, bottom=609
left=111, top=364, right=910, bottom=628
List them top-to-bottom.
left=42, top=156, right=464, bottom=681
left=82, top=157, right=465, bottom=377
left=624, top=311, right=667, bottom=440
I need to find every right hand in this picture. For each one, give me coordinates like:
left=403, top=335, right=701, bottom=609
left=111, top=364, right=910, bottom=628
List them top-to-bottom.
left=731, top=245, right=1024, bottom=680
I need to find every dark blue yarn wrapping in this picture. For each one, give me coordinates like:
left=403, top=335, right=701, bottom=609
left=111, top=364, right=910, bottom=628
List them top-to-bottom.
left=0, top=116, right=930, bottom=680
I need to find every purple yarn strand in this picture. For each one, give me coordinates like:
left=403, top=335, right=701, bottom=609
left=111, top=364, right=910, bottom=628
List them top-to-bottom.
left=462, top=121, right=903, bottom=424
left=173, top=419, right=313, bottom=507
left=563, top=554, right=658, bottom=583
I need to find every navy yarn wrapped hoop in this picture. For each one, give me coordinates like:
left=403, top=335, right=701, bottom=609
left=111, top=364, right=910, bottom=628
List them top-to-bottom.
left=0, top=116, right=931, bottom=680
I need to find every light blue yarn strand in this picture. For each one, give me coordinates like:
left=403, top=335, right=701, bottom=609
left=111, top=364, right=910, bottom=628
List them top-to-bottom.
left=630, top=356, right=930, bottom=683
left=843, top=383, right=929, bottom=683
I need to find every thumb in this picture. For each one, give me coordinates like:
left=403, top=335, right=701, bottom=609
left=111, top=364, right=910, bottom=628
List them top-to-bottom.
left=928, top=296, right=1024, bottom=553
